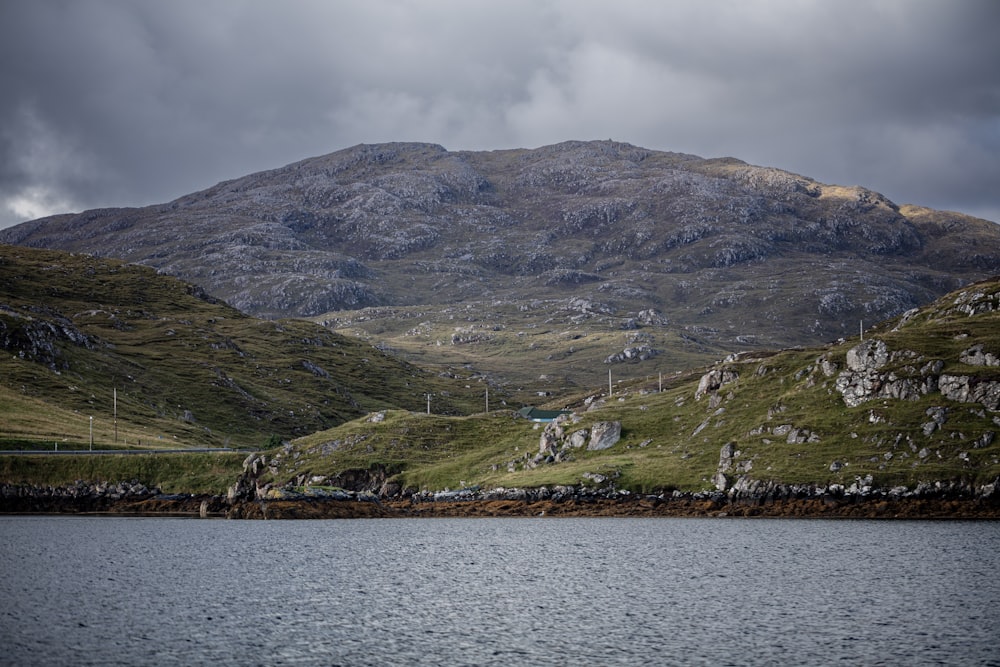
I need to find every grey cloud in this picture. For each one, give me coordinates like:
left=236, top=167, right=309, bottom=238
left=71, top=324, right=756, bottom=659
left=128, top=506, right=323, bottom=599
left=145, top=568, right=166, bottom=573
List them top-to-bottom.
left=1, top=0, right=997, bottom=228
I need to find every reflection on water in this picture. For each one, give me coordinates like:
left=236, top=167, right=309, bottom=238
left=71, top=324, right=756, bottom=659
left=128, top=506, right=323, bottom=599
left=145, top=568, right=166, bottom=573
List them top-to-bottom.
left=1, top=516, right=998, bottom=666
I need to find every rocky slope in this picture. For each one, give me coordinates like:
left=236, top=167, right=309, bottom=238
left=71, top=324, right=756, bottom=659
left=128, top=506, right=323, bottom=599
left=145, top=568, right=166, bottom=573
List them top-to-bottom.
left=3, top=140, right=998, bottom=359
left=3, top=276, right=998, bottom=518
left=218, top=277, right=1000, bottom=506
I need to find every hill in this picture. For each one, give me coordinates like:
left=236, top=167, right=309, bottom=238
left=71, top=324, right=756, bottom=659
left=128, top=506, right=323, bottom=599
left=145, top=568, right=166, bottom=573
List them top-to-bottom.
left=3, top=140, right=998, bottom=390
left=0, top=244, right=485, bottom=451
left=238, top=276, right=1000, bottom=501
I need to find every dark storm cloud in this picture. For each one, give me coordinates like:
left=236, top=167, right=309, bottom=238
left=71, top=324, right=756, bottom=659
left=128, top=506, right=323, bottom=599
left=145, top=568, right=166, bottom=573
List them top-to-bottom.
left=1, top=0, right=998, bottom=228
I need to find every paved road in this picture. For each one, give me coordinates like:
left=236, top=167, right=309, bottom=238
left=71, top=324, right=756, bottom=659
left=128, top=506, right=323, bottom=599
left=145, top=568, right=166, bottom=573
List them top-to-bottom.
left=0, top=448, right=252, bottom=456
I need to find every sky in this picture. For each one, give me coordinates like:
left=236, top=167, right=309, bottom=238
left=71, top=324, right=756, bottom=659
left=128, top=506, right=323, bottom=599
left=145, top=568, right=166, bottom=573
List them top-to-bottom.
left=1, top=0, right=999, bottom=230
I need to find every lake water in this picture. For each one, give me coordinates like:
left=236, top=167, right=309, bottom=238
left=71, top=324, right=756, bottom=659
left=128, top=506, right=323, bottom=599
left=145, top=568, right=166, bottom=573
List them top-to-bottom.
left=1, top=516, right=998, bottom=666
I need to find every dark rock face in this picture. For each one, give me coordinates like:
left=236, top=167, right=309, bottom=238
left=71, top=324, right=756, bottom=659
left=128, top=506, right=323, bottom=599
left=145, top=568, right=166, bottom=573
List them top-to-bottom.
left=3, top=140, right=999, bottom=349
left=835, top=285, right=1000, bottom=411
left=0, top=306, right=94, bottom=370
left=5, top=470, right=999, bottom=519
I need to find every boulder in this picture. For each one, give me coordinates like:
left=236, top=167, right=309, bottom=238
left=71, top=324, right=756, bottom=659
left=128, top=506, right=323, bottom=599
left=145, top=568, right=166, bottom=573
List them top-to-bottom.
left=845, top=339, right=889, bottom=372
left=960, top=344, right=999, bottom=367
left=695, top=368, right=739, bottom=400
left=587, top=421, right=622, bottom=450
left=568, top=429, right=589, bottom=449
left=718, top=442, right=736, bottom=471
left=712, top=471, right=729, bottom=491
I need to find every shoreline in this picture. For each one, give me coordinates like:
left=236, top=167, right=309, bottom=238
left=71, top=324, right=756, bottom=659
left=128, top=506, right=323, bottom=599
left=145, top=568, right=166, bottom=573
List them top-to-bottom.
left=4, top=494, right=1000, bottom=520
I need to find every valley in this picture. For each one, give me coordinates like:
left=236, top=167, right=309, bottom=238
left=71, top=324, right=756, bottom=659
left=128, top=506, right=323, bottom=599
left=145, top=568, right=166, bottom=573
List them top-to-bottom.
left=1, top=141, right=999, bottom=515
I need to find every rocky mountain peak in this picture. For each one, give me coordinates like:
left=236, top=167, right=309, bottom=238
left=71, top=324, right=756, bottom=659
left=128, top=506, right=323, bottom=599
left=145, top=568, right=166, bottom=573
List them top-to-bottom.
left=2, top=141, right=998, bottom=351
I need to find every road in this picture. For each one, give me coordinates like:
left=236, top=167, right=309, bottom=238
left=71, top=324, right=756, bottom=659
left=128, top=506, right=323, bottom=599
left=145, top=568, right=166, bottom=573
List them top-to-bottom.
left=0, top=448, right=252, bottom=456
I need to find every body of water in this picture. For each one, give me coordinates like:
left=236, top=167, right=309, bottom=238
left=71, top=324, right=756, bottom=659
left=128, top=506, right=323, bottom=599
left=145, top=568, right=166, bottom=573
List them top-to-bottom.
left=1, top=516, right=998, bottom=666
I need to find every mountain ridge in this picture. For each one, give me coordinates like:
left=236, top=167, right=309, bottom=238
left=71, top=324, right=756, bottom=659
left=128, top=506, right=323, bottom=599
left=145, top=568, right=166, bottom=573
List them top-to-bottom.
left=2, top=140, right=998, bottom=382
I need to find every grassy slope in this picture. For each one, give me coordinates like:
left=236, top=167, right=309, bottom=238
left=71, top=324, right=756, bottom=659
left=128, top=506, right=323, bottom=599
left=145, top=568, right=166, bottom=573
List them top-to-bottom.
left=2, top=242, right=997, bottom=497
left=0, top=244, right=484, bottom=451
left=272, top=278, right=1000, bottom=494
left=315, top=300, right=730, bottom=401
left=0, top=452, right=245, bottom=494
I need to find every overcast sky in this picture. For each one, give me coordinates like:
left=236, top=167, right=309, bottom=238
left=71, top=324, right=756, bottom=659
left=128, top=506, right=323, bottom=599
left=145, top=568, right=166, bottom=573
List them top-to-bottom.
left=1, top=0, right=998, bottom=229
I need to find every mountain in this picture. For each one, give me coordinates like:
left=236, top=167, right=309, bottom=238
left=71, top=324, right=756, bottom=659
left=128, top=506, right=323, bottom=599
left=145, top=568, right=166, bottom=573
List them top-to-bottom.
left=3, top=140, right=998, bottom=389
left=0, top=244, right=484, bottom=450
left=244, top=276, right=1000, bottom=502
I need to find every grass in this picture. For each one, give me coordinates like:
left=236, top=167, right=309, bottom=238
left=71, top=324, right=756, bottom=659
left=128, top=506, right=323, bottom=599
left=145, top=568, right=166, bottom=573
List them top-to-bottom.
left=1, top=244, right=486, bottom=453
left=3, top=244, right=999, bottom=497
left=265, top=278, right=1000, bottom=495
left=315, top=299, right=729, bottom=401
left=0, top=452, right=246, bottom=494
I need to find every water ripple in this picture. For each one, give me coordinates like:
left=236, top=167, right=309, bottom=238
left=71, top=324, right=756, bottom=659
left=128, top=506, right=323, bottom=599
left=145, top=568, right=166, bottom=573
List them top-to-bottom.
left=2, top=517, right=998, bottom=666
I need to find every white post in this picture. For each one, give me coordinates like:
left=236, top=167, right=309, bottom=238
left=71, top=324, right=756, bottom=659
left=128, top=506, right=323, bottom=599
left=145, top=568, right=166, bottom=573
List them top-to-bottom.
left=860, top=320, right=864, bottom=341
left=608, top=368, right=612, bottom=397
left=485, top=385, right=489, bottom=414
left=113, top=387, right=117, bottom=445
left=426, top=393, right=431, bottom=414
left=89, top=416, right=93, bottom=451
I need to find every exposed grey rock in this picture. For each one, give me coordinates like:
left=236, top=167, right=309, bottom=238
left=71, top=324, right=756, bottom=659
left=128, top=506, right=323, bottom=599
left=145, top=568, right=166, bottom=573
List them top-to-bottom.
left=7, top=141, right=995, bottom=351
left=891, top=307, right=921, bottom=331
left=636, top=309, right=669, bottom=326
left=0, top=311, right=94, bottom=371
left=836, top=339, right=940, bottom=407
left=845, top=339, right=889, bottom=372
left=605, top=344, right=660, bottom=364
left=960, top=344, right=1000, bottom=367
left=818, top=354, right=839, bottom=377
left=302, top=359, right=330, bottom=377
left=921, top=359, right=944, bottom=376
left=695, top=368, right=739, bottom=400
left=939, top=375, right=1000, bottom=411
left=922, top=406, right=948, bottom=436
left=691, top=418, right=711, bottom=437
left=587, top=421, right=622, bottom=450
left=539, top=429, right=560, bottom=456
left=568, top=429, right=589, bottom=449
left=973, top=432, right=995, bottom=449
left=718, top=442, right=736, bottom=471
left=712, top=471, right=729, bottom=491
left=581, top=472, right=608, bottom=485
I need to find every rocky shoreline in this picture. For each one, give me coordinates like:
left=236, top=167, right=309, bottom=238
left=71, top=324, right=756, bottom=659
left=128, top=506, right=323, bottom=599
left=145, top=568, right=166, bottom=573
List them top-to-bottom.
left=3, top=481, right=1000, bottom=519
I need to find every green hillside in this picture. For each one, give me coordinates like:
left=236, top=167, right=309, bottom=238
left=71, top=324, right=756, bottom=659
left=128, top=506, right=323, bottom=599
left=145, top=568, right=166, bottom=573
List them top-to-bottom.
left=2, top=241, right=997, bottom=502
left=0, top=244, right=484, bottom=451
left=256, top=277, right=1000, bottom=496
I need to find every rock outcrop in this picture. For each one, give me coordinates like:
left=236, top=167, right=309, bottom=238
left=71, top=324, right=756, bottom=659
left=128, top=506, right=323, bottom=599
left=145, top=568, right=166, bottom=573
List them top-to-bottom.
left=835, top=338, right=999, bottom=411
left=587, top=421, right=622, bottom=451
